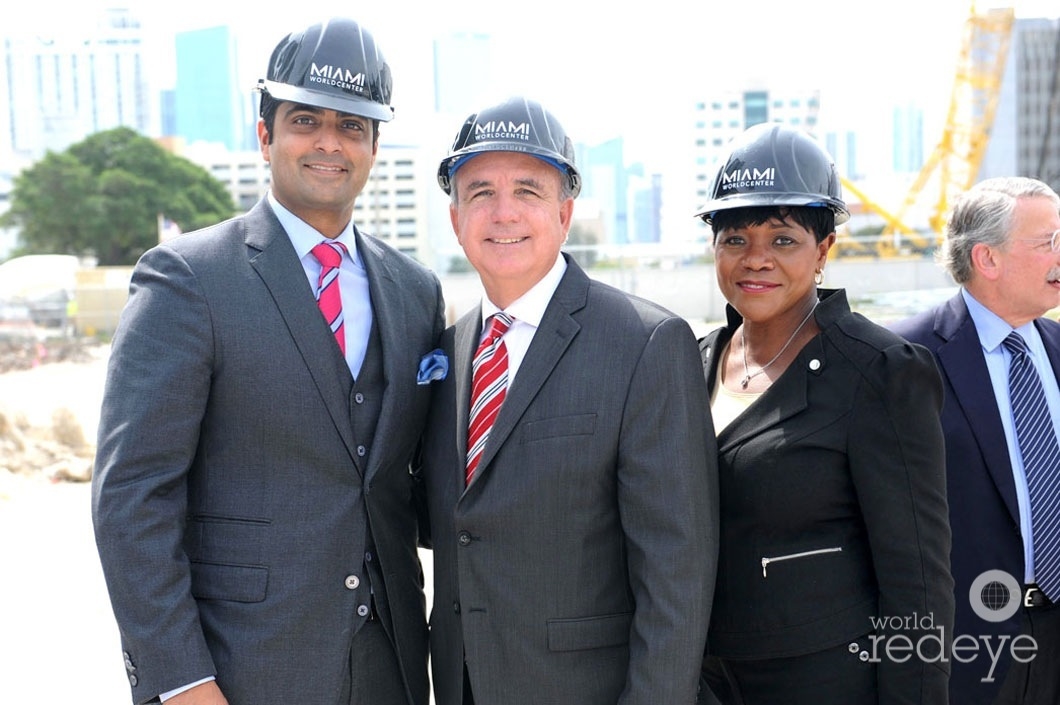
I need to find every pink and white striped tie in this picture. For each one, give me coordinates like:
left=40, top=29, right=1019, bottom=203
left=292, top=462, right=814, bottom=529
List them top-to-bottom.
left=310, top=240, right=348, bottom=355
left=466, top=313, right=513, bottom=485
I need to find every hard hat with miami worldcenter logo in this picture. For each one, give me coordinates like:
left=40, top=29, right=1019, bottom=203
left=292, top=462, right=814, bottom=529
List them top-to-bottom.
left=256, top=18, right=394, bottom=122
left=437, top=97, right=581, bottom=198
left=695, top=122, right=849, bottom=225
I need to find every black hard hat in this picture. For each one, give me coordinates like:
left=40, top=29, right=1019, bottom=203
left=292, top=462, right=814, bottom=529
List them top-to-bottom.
left=256, top=18, right=394, bottom=122
left=437, top=97, right=581, bottom=197
left=695, top=122, right=849, bottom=225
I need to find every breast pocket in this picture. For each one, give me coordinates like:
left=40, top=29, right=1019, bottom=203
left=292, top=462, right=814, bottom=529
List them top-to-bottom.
left=520, top=413, right=596, bottom=444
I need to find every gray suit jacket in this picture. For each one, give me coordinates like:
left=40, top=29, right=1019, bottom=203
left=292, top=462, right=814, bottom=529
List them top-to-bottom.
left=92, top=199, right=444, bottom=704
left=420, top=255, right=719, bottom=705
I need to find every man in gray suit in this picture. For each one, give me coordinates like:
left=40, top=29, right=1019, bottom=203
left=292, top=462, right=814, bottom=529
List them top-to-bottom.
left=91, top=18, right=444, bottom=705
left=419, top=96, right=719, bottom=705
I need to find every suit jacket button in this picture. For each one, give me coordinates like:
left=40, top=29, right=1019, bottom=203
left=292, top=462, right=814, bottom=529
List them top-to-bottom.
left=354, top=392, right=365, bottom=404
left=357, top=445, right=367, bottom=457
left=458, top=531, right=472, bottom=546
left=344, top=575, right=361, bottom=590
left=453, top=601, right=461, bottom=614
left=357, top=604, right=370, bottom=617
left=847, top=642, right=859, bottom=654
left=859, top=650, right=870, bottom=662
left=129, top=674, right=138, bottom=687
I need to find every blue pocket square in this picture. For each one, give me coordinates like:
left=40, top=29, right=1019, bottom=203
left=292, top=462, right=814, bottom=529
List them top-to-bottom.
left=417, top=349, right=449, bottom=385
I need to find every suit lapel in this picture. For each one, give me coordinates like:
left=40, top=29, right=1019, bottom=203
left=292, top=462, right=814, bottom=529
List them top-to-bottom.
left=244, top=201, right=359, bottom=469
left=356, top=231, right=401, bottom=480
left=465, top=261, right=586, bottom=488
left=934, top=294, right=1020, bottom=521
left=703, top=306, right=814, bottom=454
left=454, top=309, right=480, bottom=491
left=1036, top=318, right=1060, bottom=381
left=717, top=337, right=817, bottom=453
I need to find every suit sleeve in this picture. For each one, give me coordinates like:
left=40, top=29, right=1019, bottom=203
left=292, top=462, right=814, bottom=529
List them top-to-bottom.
left=91, top=245, right=217, bottom=702
left=411, top=277, right=447, bottom=551
left=616, top=316, right=719, bottom=705
left=849, top=340, right=954, bottom=705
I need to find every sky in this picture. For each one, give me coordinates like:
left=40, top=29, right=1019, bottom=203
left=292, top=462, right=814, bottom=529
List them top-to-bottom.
left=7, top=0, right=1059, bottom=173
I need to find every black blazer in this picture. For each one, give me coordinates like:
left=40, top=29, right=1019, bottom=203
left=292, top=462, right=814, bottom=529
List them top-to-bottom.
left=700, top=288, right=953, bottom=704
left=892, top=291, right=1060, bottom=704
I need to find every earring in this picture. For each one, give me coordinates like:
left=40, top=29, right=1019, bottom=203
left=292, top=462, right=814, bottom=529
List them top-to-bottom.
left=815, top=269, right=824, bottom=285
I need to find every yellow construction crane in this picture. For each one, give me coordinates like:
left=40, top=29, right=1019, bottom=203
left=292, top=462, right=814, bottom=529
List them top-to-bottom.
left=836, top=3, right=1014, bottom=258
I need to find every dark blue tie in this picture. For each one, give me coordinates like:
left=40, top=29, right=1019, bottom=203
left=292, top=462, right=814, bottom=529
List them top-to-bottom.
left=1003, top=332, right=1060, bottom=600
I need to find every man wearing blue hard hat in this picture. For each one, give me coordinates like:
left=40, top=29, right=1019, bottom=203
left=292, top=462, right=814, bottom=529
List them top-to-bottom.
left=417, top=96, right=720, bottom=705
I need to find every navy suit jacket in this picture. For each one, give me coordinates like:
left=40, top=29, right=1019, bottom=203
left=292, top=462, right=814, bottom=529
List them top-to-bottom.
left=892, top=291, right=1060, bottom=704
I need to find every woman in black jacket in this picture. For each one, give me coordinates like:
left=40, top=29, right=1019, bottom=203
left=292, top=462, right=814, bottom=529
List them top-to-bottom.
left=695, top=123, right=954, bottom=705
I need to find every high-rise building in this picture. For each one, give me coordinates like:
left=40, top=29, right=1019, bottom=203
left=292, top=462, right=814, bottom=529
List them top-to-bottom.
left=0, top=8, right=155, bottom=165
left=982, top=17, right=1060, bottom=194
left=172, top=26, right=253, bottom=151
left=891, top=103, right=925, bottom=175
left=825, top=129, right=860, bottom=181
left=173, top=136, right=435, bottom=266
left=578, top=137, right=629, bottom=245
left=630, top=171, right=663, bottom=245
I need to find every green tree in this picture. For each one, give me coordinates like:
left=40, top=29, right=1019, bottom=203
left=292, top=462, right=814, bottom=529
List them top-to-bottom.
left=1, top=127, right=235, bottom=265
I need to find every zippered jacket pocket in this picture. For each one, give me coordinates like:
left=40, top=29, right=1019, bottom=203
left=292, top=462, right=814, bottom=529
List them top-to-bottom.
left=761, top=547, right=842, bottom=577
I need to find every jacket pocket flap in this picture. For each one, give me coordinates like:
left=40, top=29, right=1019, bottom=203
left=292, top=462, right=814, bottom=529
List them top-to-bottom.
left=522, top=413, right=596, bottom=444
left=190, top=561, right=268, bottom=603
left=547, top=612, right=632, bottom=652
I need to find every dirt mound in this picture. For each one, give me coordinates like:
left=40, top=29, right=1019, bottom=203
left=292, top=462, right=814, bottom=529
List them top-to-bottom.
left=0, top=337, right=103, bottom=483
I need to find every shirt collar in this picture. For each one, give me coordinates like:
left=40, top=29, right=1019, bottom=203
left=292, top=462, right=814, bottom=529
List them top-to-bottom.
left=268, top=191, right=362, bottom=268
left=481, top=253, right=567, bottom=328
left=962, top=287, right=1039, bottom=352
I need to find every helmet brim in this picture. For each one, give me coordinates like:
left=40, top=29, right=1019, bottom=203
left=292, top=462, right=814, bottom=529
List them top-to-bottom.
left=260, top=80, right=394, bottom=122
left=438, top=143, right=581, bottom=197
left=695, top=193, right=850, bottom=226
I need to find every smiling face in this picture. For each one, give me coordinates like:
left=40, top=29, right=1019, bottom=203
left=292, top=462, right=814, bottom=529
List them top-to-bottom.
left=258, top=102, right=377, bottom=237
left=450, top=152, right=574, bottom=308
left=713, top=212, right=833, bottom=326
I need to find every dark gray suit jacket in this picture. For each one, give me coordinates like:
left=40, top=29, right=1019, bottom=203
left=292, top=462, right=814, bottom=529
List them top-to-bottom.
left=92, top=199, right=444, bottom=704
left=420, top=255, right=719, bottom=705
left=892, top=292, right=1060, bottom=704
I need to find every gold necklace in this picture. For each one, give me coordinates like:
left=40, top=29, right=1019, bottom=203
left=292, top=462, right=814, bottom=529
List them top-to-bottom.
left=740, top=301, right=818, bottom=389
